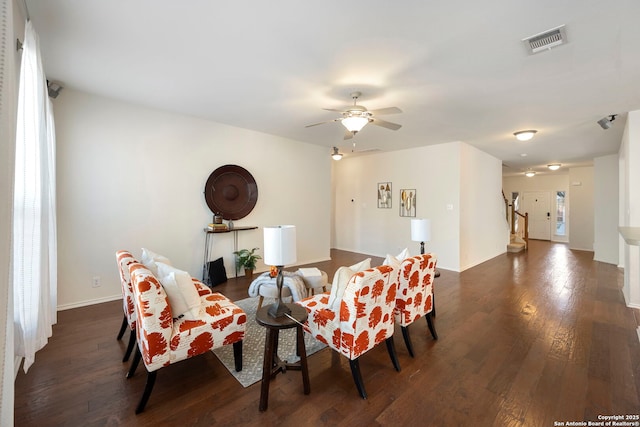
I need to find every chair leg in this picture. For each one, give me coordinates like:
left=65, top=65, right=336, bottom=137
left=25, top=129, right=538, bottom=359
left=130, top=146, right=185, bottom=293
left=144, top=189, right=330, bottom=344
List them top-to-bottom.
left=433, top=270, right=440, bottom=317
left=432, top=292, right=436, bottom=317
left=258, top=296, right=264, bottom=309
left=426, top=312, right=438, bottom=340
left=117, top=315, right=128, bottom=340
left=401, top=325, right=415, bottom=358
left=123, top=329, right=136, bottom=362
left=385, top=337, right=401, bottom=372
left=233, top=340, right=243, bottom=372
left=126, top=346, right=141, bottom=379
left=348, top=358, right=367, bottom=400
left=135, top=371, right=157, bottom=414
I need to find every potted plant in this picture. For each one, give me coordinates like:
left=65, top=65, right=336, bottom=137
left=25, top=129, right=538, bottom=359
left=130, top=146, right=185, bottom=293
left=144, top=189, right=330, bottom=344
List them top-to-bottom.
left=233, top=247, right=261, bottom=279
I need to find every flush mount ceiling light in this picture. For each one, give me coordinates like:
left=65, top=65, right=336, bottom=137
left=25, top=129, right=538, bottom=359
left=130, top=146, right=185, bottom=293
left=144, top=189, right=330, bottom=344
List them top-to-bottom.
left=514, top=130, right=538, bottom=141
left=331, top=146, right=343, bottom=161
left=548, top=164, right=561, bottom=170
left=525, top=170, right=536, bottom=177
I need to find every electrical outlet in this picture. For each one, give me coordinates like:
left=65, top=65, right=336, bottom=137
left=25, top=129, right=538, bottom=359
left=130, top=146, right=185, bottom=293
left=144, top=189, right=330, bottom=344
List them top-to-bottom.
left=92, top=276, right=101, bottom=288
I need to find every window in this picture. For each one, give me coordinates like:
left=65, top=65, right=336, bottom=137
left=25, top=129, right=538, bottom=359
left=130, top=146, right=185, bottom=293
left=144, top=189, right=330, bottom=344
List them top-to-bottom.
left=556, top=191, right=566, bottom=236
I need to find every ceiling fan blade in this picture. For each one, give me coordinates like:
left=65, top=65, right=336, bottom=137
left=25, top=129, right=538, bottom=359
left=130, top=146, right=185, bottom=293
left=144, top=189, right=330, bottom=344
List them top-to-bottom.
left=368, top=106, right=402, bottom=115
left=322, top=108, right=347, bottom=113
left=370, top=117, right=402, bottom=130
left=305, top=118, right=340, bottom=128
left=343, top=131, right=354, bottom=140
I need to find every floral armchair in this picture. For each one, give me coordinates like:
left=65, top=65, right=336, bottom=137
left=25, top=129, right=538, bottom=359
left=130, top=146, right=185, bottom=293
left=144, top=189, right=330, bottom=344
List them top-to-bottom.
left=115, top=250, right=212, bottom=362
left=115, top=250, right=139, bottom=362
left=394, top=253, right=438, bottom=357
left=127, top=262, right=246, bottom=413
left=296, top=265, right=400, bottom=399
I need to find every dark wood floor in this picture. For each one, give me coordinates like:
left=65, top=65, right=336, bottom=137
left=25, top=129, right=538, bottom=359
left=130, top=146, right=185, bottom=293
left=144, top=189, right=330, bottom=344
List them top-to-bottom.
left=15, top=242, right=640, bottom=426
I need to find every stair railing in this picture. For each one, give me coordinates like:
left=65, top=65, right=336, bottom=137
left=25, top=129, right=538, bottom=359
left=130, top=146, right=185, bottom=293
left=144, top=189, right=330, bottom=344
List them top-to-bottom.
left=503, top=190, right=529, bottom=249
left=512, top=206, right=529, bottom=248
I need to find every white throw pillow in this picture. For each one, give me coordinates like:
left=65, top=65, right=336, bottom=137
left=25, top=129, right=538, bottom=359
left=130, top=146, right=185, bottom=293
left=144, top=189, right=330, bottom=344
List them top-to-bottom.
left=140, top=248, right=171, bottom=276
left=382, top=248, right=410, bottom=268
left=327, top=258, right=371, bottom=309
left=349, top=258, right=371, bottom=272
left=156, top=262, right=201, bottom=321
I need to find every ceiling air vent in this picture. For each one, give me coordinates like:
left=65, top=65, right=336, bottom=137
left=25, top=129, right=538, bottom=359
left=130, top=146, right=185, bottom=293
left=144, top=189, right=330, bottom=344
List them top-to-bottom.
left=522, top=25, right=567, bottom=54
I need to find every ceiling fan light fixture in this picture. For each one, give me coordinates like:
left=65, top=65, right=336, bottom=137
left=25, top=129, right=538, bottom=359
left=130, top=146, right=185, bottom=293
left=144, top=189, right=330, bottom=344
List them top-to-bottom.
left=341, top=116, right=369, bottom=133
left=514, top=130, right=537, bottom=141
left=331, top=146, right=343, bottom=161
left=548, top=163, right=561, bottom=170
left=525, top=170, right=536, bottom=177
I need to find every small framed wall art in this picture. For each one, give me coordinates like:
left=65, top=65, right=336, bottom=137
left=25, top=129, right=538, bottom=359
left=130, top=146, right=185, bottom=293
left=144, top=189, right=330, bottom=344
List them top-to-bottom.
left=377, top=182, right=392, bottom=208
left=400, top=189, right=416, bottom=217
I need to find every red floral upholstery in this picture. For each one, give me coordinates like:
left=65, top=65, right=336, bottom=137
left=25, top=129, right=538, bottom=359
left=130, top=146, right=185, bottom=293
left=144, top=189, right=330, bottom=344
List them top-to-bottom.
left=115, top=250, right=213, bottom=362
left=115, top=250, right=139, bottom=362
left=116, top=251, right=138, bottom=329
left=394, top=254, right=438, bottom=357
left=127, top=261, right=246, bottom=413
left=297, top=265, right=400, bottom=399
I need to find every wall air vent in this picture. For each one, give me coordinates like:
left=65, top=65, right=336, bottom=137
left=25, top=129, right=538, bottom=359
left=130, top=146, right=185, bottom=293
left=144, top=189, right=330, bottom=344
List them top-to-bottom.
left=522, top=25, right=567, bottom=54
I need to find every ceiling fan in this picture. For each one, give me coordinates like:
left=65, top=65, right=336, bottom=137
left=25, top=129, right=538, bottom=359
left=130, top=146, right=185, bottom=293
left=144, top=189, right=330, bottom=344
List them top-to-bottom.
left=305, top=91, right=402, bottom=140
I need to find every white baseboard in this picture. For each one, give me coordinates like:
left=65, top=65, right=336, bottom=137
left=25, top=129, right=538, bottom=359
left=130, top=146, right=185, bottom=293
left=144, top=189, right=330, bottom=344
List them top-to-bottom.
left=57, top=294, right=121, bottom=311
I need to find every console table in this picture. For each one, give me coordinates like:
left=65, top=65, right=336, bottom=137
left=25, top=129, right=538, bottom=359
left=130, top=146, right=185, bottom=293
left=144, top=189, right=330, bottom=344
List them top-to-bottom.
left=202, top=226, right=258, bottom=283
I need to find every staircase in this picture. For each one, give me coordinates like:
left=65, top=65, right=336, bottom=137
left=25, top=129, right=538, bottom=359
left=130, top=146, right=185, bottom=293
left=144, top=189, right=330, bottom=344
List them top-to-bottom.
left=503, top=190, right=528, bottom=253
left=507, top=234, right=527, bottom=253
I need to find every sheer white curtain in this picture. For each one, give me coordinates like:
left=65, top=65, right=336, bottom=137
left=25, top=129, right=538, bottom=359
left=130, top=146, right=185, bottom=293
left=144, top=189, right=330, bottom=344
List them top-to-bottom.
left=13, top=19, right=57, bottom=373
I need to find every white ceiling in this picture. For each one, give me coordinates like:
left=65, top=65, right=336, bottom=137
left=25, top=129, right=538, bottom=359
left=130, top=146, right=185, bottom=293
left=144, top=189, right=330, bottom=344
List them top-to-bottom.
left=24, top=0, right=640, bottom=176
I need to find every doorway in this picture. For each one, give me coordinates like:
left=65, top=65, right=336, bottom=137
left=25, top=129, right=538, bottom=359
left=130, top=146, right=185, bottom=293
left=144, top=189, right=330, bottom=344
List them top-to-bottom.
left=522, top=191, right=551, bottom=240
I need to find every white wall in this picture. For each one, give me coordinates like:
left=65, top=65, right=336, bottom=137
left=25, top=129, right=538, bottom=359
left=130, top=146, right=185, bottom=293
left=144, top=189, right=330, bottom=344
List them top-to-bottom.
left=54, top=89, right=331, bottom=309
left=619, top=110, right=640, bottom=308
left=623, top=111, right=640, bottom=227
left=333, top=141, right=505, bottom=272
left=459, top=142, right=508, bottom=270
left=593, top=155, right=619, bottom=264
left=568, top=167, right=595, bottom=251
left=502, top=173, right=571, bottom=243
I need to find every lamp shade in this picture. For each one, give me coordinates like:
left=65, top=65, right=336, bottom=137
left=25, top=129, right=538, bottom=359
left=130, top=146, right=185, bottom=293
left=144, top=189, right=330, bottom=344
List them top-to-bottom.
left=341, top=116, right=368, bottom=132
left=411, top=219, right=431, bottom=242
left=264, top=225, right=297, bottom=266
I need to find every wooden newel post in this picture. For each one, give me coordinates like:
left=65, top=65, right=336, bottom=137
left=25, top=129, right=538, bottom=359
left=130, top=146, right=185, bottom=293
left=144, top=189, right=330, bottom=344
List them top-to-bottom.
left=511, top=204, right=516, bottom=235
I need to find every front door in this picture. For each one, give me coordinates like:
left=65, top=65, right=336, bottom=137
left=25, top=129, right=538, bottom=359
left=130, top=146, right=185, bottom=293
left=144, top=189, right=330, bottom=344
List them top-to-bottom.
left=522, top=191, right=551, bottom=240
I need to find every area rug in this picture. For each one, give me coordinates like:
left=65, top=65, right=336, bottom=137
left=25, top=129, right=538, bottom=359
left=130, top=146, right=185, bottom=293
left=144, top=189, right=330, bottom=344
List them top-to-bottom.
left=212, top=296, right=326, bottom=388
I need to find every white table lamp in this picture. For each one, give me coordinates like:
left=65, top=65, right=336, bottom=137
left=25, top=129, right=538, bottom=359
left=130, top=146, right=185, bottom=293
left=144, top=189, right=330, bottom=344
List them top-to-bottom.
left=411, top=219, right=431, bottom=255
left=264, top=225, right=297, bottom=317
